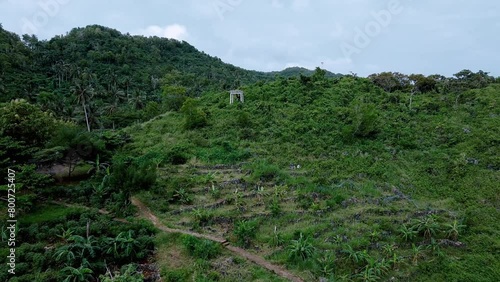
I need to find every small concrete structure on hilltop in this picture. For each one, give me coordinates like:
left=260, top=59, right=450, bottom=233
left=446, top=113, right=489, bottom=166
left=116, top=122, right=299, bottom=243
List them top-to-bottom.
left=229, top=90, right=244, bottom=104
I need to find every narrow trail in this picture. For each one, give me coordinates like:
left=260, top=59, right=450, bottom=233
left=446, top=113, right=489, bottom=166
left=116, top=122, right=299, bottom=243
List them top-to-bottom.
left=130, top=197, right=304, bottom=282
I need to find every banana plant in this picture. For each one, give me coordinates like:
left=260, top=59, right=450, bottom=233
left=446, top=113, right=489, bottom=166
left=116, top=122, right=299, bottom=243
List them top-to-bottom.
left=444, top=219, right=466, bottom=241
left=61, top=264, right=94, bottom=282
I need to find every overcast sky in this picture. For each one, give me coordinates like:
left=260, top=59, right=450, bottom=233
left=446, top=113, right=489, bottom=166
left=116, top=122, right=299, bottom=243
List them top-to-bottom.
left=1, top=0, right=499, bottom=77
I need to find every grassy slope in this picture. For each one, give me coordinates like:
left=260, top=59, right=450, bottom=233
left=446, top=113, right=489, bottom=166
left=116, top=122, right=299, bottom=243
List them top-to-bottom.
left=125, top=77, right=499, bottom=281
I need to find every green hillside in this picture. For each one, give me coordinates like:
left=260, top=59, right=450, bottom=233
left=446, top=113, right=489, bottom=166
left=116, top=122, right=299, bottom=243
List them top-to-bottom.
left=0, top=24, right=499, bottom=282
left=0, top=24, right=339, bottom=130
left=123, top=73, right=500, bottom=281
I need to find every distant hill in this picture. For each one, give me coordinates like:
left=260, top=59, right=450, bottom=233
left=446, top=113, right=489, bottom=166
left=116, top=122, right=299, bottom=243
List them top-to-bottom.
left=0, top=25, right=340, bottom=103
left=271, top=66, right=342, bottom=78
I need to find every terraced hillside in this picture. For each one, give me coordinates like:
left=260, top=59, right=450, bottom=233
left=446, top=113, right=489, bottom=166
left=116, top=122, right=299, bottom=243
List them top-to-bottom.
left=122, top=75, right=500, bottom=281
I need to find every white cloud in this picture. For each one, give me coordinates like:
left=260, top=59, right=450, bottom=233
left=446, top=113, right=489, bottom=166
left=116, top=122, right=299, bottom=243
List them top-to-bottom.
left=137, top=24, right=189, bottom=40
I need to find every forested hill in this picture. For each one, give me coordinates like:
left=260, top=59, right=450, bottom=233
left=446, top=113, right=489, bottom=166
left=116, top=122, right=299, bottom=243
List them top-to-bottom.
left=0, top=24, right=341, bottom=128
left=0, top=24, right=263, bottom=100
left=269, top=66, right=341, bottom=78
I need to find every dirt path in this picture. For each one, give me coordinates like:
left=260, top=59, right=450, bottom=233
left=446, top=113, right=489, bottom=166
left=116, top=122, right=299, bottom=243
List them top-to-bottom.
left=130, top=197, right=304, bottom=282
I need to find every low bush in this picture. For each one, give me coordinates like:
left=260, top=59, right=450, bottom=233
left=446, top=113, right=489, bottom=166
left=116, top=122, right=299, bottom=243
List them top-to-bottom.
left=233, top=220, right=258, bottom=248
left=288, top=233, right=316, bottom=262
left=182, top=235, right=221, bottom=259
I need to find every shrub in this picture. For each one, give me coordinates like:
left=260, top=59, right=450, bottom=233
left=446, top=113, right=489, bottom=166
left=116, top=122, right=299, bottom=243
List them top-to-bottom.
left=162, top=85, right=187, bottom=112
left=181, top=98, right=208, bottom=130
left=0, top=99, right=57, bottom=147
left=142, top=101, right=161, bottom=120
left=345, top=102, right=380, bottom=138
left=236, top=111, right=252, bottom=128
left=48, top=125, right=106, bottom=162
left=201, top=140, right=251, bottom=164
left=166, top=144, right=191, bottom=165
left=108, top=155, right=157, bottom=198
left=249, top=160, right=287, bottom=182
left=16, top=164, right=54, bottom=191
left=209, top=185, right=221, bottom=199
left=171, top=188, right=192, bottom=204
left=295, top=192, right=314, bottom=210
left=268, top=199, right=282, bottom=216
left=192, top=209, right=213, bottom=226
left=411, top=214, right=441, bottom=240
left=443, top=219, right=466, bottom=241
left=233, top=220, right=258, bottom=248
left=399, top=224, right=418, bottom=242
left=268, top=226, right=285, bottom=247
left=288, top=233, right=316, bottom=261
left=182, top=235, right=221, bottom=259
left=314, top=251, right=336, bottom=278
left=99, top=264, right=143, bottom=282
left=164, top=268, right=190, bottom=282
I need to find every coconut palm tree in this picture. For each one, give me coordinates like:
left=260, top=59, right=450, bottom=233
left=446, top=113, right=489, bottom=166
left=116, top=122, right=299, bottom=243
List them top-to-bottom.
left=71, top=76, right=94, bottom=132
left=127, top=90, right=146, bottom=110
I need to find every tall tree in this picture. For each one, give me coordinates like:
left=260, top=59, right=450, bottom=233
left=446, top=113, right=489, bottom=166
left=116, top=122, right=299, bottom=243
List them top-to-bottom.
left=71, top=70, right=96, bottom=131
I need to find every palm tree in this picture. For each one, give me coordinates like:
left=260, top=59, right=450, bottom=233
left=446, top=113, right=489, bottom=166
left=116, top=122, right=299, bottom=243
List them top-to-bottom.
left=52, top=61, right=64, bottom=88
left=105, top=68, right=119, bottom=92
left=120, top=75, right=132, bottom=96
left=71, top=77, right=94, bottom=132
left=109, top=85, right=126, bottom=105
left=103, top=86, right=126, bottom=129
left=128, top=90, right=146, bottom=110
left=315, top=251, right=335, bottom=277
left=99, top=264, right=143, bottom=282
